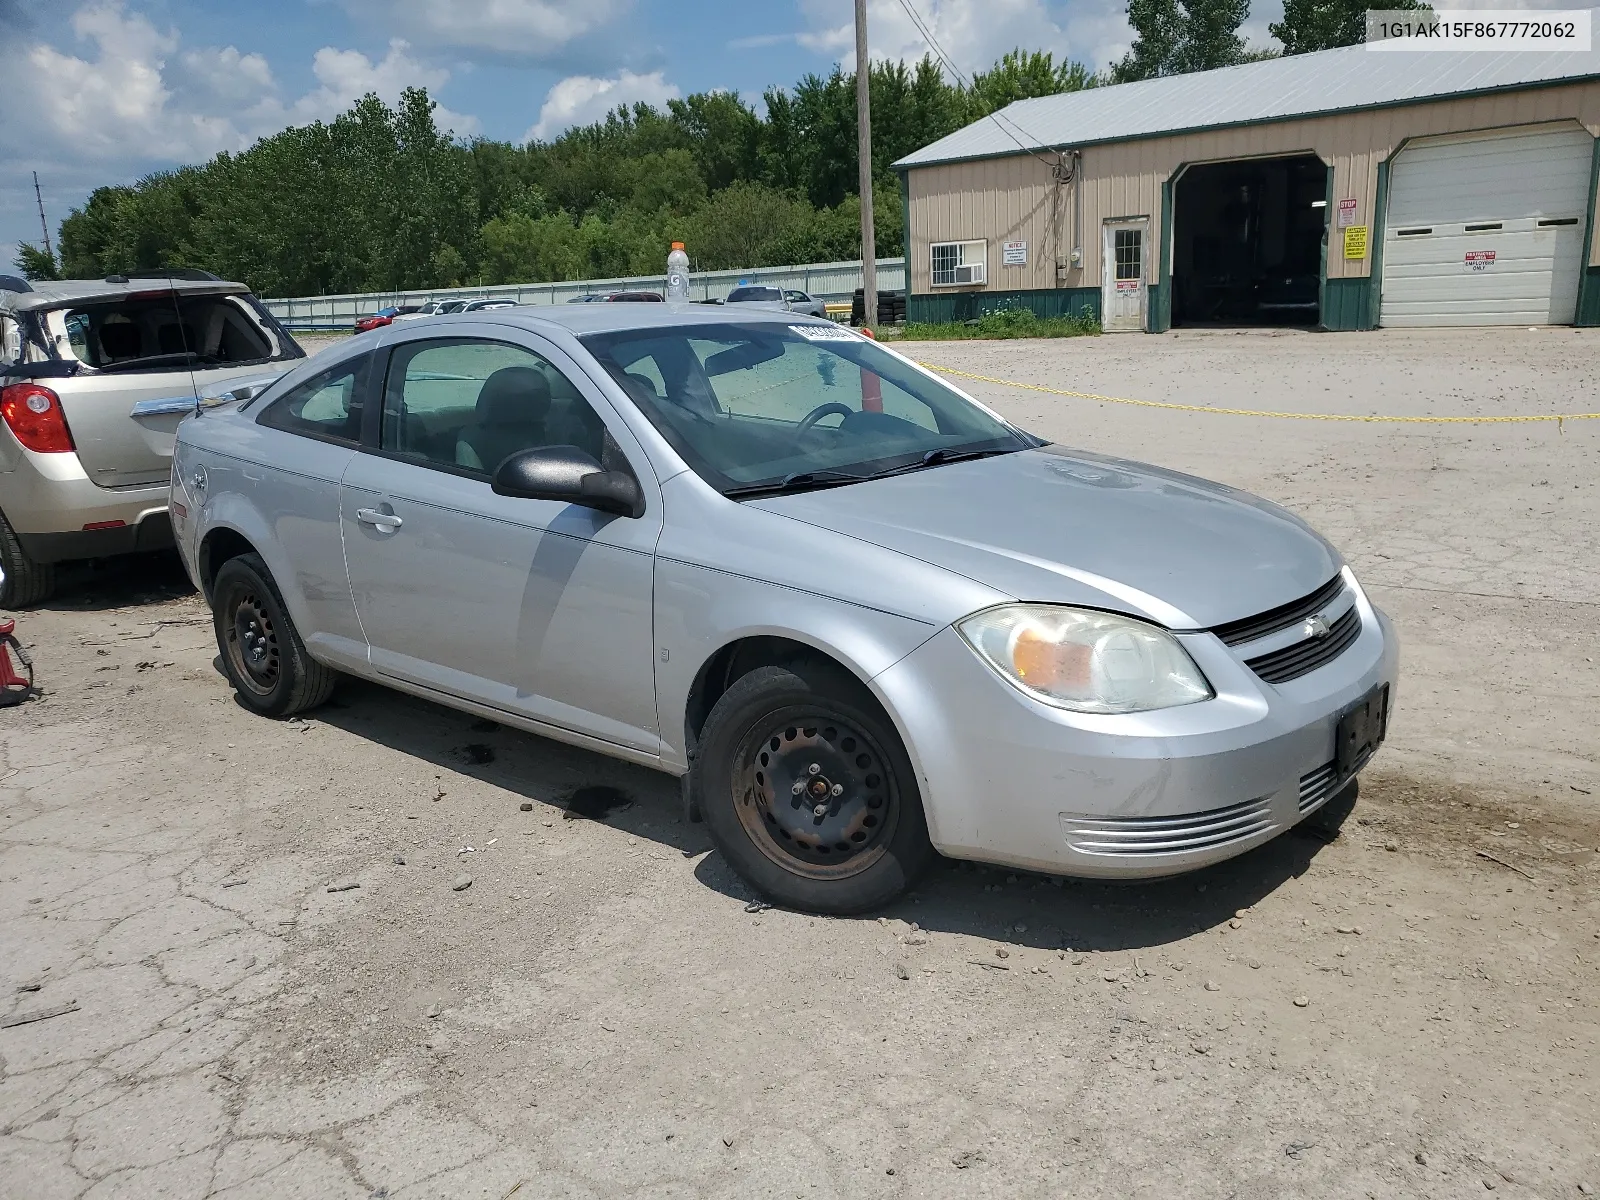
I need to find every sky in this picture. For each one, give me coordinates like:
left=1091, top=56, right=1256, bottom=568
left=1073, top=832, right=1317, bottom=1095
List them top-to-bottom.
left=0, top=0, right=1543, bottom=272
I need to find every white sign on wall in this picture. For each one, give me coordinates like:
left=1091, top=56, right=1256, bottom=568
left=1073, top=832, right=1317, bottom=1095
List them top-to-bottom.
left=1002, top=240, right=1028, bottom=266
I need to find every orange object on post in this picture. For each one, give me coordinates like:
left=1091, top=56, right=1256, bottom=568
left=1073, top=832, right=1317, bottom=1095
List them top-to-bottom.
left=857, top=329, right=882, bottom=411
left=860, top=366, right=882, bottom=412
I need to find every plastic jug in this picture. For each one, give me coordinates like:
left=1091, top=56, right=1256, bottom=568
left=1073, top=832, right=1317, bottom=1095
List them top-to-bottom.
left=666, top=242, right=690, bottom=300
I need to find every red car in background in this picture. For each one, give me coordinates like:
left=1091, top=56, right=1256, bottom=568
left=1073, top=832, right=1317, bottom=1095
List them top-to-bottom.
left=354, top=305, right=420, bottom=333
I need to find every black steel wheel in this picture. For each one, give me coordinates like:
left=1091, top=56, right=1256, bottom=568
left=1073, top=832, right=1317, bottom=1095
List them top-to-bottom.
left=212, top=552, right=336, bottom=717
left=225, top=587, right=281, bottom=698
left=695, top=659, right=934, bottom=913
left=734, top=714, right=900, bottom=880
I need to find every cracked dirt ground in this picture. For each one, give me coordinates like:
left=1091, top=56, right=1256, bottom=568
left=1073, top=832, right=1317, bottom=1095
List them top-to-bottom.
left=2, top=328, right=1598, bottom=1199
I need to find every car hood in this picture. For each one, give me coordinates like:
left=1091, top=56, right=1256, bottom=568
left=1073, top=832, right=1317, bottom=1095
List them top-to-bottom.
left=749, top=445, right=1342, bottom=629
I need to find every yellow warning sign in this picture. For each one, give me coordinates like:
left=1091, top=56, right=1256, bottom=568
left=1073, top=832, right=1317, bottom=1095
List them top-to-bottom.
left=1344, top=225, right=1369, bottom=260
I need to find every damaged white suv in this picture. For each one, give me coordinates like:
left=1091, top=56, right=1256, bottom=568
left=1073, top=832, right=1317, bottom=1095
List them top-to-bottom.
left=0, top=269, right=304, bottom=606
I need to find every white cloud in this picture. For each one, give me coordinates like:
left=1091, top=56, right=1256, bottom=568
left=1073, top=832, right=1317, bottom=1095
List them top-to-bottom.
left=340, top=0, right=632, bottom=59
left=792, top=0, right=1142, bottom=76
left=0, top=1, right=488, bottom=259
left=0, top=3, right=482, bottom=174
left=291, top=39, right=480, bottom=134
left=524, top=69, right=680, bottom=141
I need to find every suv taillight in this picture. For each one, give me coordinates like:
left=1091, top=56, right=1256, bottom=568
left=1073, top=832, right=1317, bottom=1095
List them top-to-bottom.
left=0, top=383, right=75, bottom=453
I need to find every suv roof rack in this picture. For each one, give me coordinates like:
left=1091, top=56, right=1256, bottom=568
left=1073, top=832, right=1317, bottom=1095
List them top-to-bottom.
left=104, top=268, right=222, bottom=283
left=0, top=274, right=33, bottom=293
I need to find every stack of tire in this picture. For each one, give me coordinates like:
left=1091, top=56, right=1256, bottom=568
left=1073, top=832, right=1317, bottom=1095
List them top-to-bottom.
left=850, top=288, right=907, bottom=326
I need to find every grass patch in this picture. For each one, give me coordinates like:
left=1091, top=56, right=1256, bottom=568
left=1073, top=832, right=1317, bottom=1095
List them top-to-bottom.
left=895, top=305, right=1101, bottom=341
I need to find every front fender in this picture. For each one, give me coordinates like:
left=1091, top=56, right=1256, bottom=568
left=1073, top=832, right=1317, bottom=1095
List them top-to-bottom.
left=654, top=557, right=946, bottom=772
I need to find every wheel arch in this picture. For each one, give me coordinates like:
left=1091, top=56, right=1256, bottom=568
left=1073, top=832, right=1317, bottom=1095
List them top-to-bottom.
left=192, top=493, right=305, bottom=627
left=197, top=525, right=260, bottom=604
left=680, top=629, right=925, bottom=776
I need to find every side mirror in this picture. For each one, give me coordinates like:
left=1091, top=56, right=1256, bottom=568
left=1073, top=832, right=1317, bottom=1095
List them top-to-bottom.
left=491, top=446, right=645, bottom=518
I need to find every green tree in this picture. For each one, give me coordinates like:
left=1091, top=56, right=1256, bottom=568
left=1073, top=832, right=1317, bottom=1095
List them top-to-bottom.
left=1112, top=0, right=1256, bottom=81
left=1271, top=0, right=1430, bottom=53
left=47, top=47, right=1111, bottom=296
left=966, top=49, right=1099, bottom=117
left=12, top=243, right=60, bottom=280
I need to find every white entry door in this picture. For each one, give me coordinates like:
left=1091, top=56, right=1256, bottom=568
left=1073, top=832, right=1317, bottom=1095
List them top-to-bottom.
left=1381, top=123, right=1594, bottom=327
left=1102, top=219, right=1149, bottom=332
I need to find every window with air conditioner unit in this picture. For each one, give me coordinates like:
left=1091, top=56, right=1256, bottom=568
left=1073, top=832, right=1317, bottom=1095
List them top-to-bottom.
left=930, top=240, right=987, bottom=287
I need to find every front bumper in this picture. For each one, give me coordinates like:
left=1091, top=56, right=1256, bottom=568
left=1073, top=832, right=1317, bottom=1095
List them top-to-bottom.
left=0, top=446, right=171, bottom=564
left=872, top=577, right=1399, bottom=879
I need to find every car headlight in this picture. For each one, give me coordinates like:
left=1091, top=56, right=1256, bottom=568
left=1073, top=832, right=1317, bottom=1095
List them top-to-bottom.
left=957, top=604, right=1212, bottom=714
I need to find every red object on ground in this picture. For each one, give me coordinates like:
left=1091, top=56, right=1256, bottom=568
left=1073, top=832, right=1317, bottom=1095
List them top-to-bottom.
left=0, top=618, right=33, bottom=704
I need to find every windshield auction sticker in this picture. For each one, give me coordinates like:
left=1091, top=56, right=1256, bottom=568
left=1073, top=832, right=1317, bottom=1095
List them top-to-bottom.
left=1366, top=9, right=1591, bottom=50
left=789, top=324, right=862, bottom=341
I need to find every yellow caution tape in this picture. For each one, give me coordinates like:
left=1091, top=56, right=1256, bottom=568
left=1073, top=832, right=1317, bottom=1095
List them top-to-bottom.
left=920, top=363, right=1600, bottom=426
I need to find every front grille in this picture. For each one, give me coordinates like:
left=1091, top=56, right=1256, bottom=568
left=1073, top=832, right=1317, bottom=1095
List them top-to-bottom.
left=1211, top=575, right=1347, bottom=648
left=1244, top=605, right=1362, bottom=684
left=1298, top=761, right=1340, bottom=814
left=1062, top=797, right=1275, bottom=857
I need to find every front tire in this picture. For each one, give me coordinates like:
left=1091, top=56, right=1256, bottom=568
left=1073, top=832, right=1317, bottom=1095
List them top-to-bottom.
left=0, top=511, right=56, bottom=608
left=212, top=553, right=335, bottom=717
left=693, top=660, right=934, bottom=914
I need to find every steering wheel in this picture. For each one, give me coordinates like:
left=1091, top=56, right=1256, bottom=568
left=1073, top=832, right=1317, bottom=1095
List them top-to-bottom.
left=796, top=402, right=855, bottom=434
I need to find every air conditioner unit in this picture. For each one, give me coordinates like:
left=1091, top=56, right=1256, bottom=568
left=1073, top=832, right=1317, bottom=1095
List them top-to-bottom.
left=953, top=262, right=986, bottom=285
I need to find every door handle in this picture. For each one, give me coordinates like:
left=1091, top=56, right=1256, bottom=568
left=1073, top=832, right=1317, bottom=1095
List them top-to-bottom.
left=355, top=507, right=403, bottom=532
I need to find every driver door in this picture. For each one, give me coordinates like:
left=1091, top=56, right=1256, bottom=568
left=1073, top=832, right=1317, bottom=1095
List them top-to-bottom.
left=339, top=328, right=663, bottom=754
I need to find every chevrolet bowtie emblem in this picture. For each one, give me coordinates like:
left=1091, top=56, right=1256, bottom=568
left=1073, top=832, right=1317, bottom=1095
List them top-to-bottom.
left=1302, top=614, right=1332, bottom=640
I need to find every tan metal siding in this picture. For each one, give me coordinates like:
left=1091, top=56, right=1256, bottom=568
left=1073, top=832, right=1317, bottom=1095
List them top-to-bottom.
left=907, top=80, right=1600, bottom=294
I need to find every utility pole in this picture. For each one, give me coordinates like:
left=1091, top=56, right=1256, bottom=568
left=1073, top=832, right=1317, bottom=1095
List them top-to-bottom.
left=854, top=0, right=876, bottom=329
left=33, top=172, right=52, bottom=258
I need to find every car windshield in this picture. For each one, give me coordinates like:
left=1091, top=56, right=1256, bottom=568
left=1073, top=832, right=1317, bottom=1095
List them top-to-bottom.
left=728, top=287, right=782, bottom=303
left=55, top=291, right=294, bottom=373
left=582, top=322, right=1031, bottom=494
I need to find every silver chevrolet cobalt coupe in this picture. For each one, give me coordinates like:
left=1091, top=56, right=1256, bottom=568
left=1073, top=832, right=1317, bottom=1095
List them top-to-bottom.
left=172, top=306, right=1396, bottom=913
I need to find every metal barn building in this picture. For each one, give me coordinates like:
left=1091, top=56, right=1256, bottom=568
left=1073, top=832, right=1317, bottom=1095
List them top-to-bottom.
left=893, top=43, right=1600, bottom=331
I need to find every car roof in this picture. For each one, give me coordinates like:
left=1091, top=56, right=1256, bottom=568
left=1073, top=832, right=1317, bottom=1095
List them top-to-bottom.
left=0, top=277, right=249, bottom=315
left=457, top=302, right=836, bottom=338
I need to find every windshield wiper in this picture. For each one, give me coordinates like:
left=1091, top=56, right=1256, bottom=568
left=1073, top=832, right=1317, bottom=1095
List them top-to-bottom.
left=865, top=447, right=1013, bottom=480
left=722, top=469, right=867, bottom=499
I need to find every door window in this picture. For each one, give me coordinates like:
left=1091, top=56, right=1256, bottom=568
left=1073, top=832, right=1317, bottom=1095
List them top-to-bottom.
left=1115, top=229, right=1143, bottom=281
left=0, top=317, right=19, bottom=367
left=381, top=337, right=610, bottom=475
left=257, top=355, right=369, bottom=444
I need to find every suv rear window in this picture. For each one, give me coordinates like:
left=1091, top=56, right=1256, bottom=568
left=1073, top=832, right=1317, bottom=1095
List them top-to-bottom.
left=57, top=292, right=294, bottom=373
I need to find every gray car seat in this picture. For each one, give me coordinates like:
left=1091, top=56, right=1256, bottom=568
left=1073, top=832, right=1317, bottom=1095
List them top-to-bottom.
left=455, top=366, right=552, bottom=473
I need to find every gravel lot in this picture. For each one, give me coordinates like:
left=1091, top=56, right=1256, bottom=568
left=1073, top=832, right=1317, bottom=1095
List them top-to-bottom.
left=2, top=327, right=1597, bottom=1199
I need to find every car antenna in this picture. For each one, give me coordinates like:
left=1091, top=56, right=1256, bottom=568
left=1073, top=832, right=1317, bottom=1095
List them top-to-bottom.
left=160, top=271, right=203, bottom=414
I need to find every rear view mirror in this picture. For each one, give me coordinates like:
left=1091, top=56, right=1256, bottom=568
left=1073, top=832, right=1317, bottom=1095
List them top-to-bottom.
left=703, top=340, right=783, bottom=377
left=491, top=446, right=645, bottom=518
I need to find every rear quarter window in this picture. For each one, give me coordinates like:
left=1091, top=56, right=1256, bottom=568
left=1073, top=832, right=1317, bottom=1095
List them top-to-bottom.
left=257, top=354, right=371, bottom=444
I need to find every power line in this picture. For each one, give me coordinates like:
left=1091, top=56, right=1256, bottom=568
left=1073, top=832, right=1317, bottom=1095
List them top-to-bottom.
left=891, top=0, right=1065, bottom=167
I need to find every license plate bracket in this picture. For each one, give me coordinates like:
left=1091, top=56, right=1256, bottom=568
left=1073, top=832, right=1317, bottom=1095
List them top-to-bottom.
left=1335, top=683, right=1389, bottom=780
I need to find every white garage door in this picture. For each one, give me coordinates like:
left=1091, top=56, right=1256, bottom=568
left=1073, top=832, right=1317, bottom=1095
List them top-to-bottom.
left=1381, top=123, right=1594, bottom=327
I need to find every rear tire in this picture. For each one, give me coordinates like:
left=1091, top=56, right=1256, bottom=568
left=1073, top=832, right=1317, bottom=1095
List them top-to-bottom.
left=0, top=512, right=56, bottom=608
left=212, top=552, right=335, bottom=717
left=693, top=660, right=934, bottom=914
